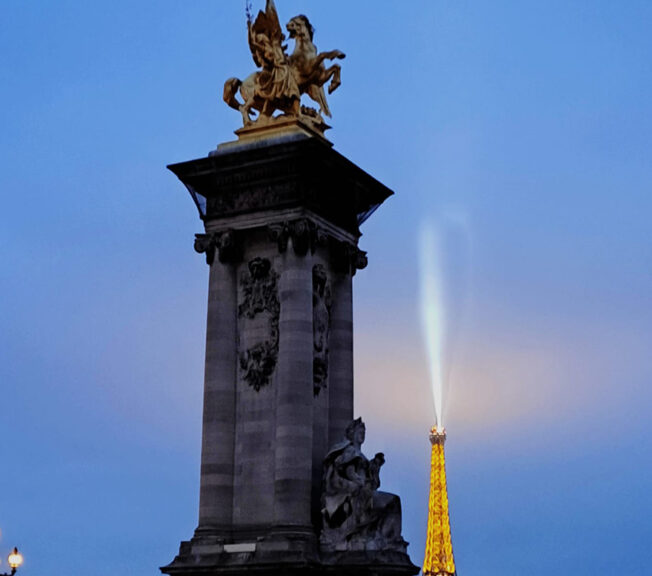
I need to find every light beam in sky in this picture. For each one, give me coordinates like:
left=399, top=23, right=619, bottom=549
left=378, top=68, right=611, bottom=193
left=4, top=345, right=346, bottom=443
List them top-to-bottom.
left=419, top=215, right=471, bottom=430
left=419, top=224, right=446, bottom=428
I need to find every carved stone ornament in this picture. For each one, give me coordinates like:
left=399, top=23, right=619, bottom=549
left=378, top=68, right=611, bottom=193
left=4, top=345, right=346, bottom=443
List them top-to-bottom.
left=223, top=0, right=346, bottom=134
left=268, top=218, right=325, bottom=256
left=194, top=230, right=241, bottom=265
left=330, top=238, right=368, bottom=276
left=238, top=257, right=280, bottom=391
left=313, top=265, right=332, bottom=396
left=320, top=419, right=408, bottom=555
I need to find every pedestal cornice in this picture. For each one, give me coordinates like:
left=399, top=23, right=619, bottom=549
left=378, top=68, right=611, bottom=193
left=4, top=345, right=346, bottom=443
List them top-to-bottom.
left=167, top=135, right=393, bottom=238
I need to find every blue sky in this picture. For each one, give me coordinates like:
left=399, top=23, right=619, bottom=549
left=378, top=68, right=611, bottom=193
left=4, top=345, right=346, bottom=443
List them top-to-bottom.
left=1, top=1, right=651, bottom=574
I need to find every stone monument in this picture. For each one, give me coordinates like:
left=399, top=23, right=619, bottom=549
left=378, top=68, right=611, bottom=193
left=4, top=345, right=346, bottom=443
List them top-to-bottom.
left=162, top=2, right=419, bottom=575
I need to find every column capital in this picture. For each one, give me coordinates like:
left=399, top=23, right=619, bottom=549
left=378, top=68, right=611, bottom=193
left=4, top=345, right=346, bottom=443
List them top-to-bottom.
left=267, top=218, right=367, bottom=275
left=268, top=218, right=329, bottom=256
left=194, top=230, right=241, bottom=265
left=330, top=238, right=368, bottom=276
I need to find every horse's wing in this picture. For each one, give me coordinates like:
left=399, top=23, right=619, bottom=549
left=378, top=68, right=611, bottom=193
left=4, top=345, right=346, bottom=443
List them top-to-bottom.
left=247, top=0, right=286, bottom=69
left=265, top=0, right=283, bottom=42
left=247, top=24, right=264, bottom=68
left=309, top=84, right=331, bottom=118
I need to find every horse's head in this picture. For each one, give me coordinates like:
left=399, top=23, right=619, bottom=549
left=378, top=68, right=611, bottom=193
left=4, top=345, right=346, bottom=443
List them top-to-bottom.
left=287, top=15, right=314, bottom=42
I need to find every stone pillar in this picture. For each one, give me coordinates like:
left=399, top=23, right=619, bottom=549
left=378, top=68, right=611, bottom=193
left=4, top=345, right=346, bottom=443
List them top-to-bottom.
left=163, top=133, right=413, bottom=576
left=273, top=237, right=314, bottom=532
left=197, top=257, right=237, bottom=532
left=327, top=270, right=354, bottom=447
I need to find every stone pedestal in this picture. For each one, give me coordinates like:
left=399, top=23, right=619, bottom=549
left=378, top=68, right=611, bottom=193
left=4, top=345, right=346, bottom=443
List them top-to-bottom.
left=162, top=131, right=418, bottom=576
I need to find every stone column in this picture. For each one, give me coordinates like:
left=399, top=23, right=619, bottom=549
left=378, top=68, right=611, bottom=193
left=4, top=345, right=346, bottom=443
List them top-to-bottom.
left=164, top=133, right=407, bottom=576
left=273, top=236, right=314, bottom=532
left=197, top=257, right=237, bottom=533
left=328, top=270, right=354, bottom=447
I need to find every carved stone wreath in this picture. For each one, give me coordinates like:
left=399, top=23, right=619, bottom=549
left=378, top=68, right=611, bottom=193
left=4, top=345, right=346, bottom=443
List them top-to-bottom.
left=238, top=257, right=280, bottom=391
left=313, top=264, right=332, bottom=396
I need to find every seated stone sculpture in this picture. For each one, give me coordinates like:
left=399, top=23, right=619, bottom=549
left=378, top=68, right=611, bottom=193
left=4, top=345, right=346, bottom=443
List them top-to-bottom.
left=320, top=418, right=408, bottom=554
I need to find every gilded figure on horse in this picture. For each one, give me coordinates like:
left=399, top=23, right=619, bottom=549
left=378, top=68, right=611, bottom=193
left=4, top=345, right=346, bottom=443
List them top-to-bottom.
left=223, top=0, right=346, bottom=134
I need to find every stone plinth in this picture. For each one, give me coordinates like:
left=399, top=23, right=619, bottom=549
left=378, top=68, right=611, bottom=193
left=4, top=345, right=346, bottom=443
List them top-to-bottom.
left=162, top=132, right=417, bottom=576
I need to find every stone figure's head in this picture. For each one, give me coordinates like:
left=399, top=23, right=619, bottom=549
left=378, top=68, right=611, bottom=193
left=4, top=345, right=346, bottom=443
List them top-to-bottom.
left=287, top=15, right=314, bottom=42
left=248, top=257, right=271, bottom=279
left=313, top=264, right=328, bottom=297
left=345, top=418, right=366, bottom=445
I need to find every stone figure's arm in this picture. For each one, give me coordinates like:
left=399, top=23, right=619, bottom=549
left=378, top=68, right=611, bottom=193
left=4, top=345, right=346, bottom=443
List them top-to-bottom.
left=368, top=453, right=385, bottom=489
left=344, top=463, right=365, bottom=487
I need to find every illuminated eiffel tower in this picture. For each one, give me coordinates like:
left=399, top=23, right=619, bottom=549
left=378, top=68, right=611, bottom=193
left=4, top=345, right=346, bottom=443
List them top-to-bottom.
left=423, top=427, right=457, bottom=576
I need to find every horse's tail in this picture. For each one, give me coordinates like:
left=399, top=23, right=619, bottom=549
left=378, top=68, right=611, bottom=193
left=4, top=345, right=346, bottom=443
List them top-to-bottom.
left=223, top=77, right=243, bottom=110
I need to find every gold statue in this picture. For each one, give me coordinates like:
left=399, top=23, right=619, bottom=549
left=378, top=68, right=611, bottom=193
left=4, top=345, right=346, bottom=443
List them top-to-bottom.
left=223, top=0, right=346, bottom=134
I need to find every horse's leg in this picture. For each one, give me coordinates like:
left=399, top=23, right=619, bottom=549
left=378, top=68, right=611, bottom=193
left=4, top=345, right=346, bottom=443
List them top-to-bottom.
left=326, top=49, right=346, bottom=61
left=315, top=50, right=345, bottom=67
left=314, top=53, right=329, bottom=67
left=326, top=64, right=342, bottom=94
left=239, top=77, right=260, bottom=125
left=240, top=88, right=256, bottom=125
left=289, top=96, right=301, bottom=117
left=261, top=99, right=277, bottom=121
left=241, top=102, right=253, bottom=125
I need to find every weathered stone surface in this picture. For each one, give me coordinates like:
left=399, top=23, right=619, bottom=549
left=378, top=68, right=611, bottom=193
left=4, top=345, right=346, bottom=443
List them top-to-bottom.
left=197, top=258, right=237, bottom=532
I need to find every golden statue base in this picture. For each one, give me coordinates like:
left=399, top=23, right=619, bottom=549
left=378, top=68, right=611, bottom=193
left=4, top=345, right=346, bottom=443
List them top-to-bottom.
left=215, top=117, right=332, bottom=153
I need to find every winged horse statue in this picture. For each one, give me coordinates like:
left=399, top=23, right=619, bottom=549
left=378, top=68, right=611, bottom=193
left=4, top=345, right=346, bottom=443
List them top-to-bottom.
left=223, top=0, right=345, bottom=133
